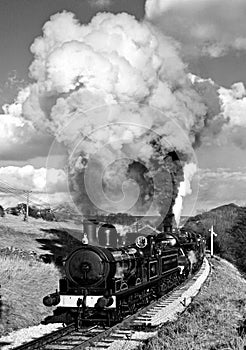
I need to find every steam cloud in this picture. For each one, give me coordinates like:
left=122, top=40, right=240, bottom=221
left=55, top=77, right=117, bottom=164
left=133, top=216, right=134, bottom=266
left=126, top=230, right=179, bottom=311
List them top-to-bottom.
left=4, top=11, right=232, bottom=223
left=173, top=163, right=197, bottom=225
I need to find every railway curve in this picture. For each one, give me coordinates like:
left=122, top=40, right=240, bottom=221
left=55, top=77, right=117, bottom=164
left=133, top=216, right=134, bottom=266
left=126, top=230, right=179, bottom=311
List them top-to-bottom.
left=12, top=258, right=210, bottom=350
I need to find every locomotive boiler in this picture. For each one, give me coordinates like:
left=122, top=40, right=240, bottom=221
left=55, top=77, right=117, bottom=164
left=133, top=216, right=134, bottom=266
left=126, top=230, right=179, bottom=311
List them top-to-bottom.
left=43, top=220, right=205, bottom=326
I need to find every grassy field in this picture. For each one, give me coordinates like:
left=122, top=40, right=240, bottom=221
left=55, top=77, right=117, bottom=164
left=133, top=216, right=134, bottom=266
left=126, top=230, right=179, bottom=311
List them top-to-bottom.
left=0, top=214, right=86, bottom=336
left=0, top=214, right=84, bottom=254
left=0, top=255, right=60, bottom=336
left=143, top=257, right=246, bottom=350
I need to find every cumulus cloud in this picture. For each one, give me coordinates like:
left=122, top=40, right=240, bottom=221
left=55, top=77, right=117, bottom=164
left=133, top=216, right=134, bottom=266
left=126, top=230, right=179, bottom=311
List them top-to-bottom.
left=145, top=0, right=246, bottom=57
left=188, top=75, right=246, bottom=149
left=218, top=82, right=246, bottom=149
left=0, top=114, right=54, bottom=160
left=0, top=165, right=67, bottom=193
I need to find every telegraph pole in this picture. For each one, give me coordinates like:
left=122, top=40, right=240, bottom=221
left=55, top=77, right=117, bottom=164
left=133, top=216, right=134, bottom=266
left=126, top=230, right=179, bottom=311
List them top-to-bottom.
left=24, top=190, right=32, bottom=222
left=209, top=225, right=217, bottom=257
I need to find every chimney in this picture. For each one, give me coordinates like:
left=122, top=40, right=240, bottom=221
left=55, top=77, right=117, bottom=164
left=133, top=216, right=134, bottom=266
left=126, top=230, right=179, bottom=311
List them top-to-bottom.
left=162, top=212, right=174, bottom=233
left=83, top=220, right=98, bottom=245
left=98, top=224, right=117, bottom=248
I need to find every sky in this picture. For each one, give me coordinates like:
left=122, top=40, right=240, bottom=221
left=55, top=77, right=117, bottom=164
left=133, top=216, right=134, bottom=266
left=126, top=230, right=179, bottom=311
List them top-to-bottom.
left=0, top=0, right=245, bottom=219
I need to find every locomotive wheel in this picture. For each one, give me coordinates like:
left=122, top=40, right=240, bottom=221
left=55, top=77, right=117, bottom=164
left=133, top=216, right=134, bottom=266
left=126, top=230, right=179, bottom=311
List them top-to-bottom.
left=65, top=311, right=74, bottom=325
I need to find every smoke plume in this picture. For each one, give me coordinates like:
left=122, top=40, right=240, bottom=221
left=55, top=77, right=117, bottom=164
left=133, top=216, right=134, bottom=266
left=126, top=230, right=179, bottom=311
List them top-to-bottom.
left=4, top=11, right=227, bottom=223
left=173, top=162, right=197, bottom=225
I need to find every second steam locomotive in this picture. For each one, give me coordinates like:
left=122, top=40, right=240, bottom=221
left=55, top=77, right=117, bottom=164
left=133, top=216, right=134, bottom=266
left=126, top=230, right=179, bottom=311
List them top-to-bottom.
left=43, top=220, right=205, bottom=326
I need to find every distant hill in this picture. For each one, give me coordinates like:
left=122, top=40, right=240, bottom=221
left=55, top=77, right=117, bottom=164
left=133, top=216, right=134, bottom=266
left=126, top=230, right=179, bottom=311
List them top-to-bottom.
left=52, top=202, right=83, bottom=222
left=184, top=203, right=246, bottom=273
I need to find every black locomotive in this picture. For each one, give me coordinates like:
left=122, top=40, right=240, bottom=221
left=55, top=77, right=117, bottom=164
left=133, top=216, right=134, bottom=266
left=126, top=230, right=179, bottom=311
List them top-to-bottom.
left=43, top=220, right=205, bottom=326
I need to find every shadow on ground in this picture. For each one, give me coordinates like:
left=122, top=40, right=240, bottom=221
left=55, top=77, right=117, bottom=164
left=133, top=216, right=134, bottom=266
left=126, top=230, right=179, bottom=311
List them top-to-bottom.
left=36, top=228, right=83, bottom=270
left=0, top=342, right=11, bottom=346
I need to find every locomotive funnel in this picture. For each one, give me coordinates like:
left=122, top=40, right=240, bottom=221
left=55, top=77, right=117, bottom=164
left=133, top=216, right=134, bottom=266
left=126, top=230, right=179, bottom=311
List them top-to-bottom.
left=83, top=220, right=98, bottom=245
left=98, top=224, right=117, bottom=247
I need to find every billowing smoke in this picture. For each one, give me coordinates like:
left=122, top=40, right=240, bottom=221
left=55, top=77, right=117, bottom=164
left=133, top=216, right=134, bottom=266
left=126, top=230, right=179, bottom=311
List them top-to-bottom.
left=4, top=11, right=226, bottom=223
left=173, top=163, right=197, bottom=225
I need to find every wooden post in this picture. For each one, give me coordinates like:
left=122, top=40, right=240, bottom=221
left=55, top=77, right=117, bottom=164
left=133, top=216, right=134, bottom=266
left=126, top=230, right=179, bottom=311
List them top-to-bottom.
left=24, top=190, right=31, bottom=221
left=210, top=225, right=217, bottom=256
left=211, top=226, right=214, bottom=256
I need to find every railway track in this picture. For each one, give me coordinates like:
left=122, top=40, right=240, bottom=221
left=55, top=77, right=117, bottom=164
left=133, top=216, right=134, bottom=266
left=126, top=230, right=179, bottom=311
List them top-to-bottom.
left=13, top=258, right=210, bottom=350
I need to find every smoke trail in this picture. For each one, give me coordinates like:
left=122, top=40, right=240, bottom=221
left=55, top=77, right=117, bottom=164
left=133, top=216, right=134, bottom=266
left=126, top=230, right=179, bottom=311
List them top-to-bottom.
left=4, top=11, right=223, bottom=224
left=173, top=163, right=197, bottom=225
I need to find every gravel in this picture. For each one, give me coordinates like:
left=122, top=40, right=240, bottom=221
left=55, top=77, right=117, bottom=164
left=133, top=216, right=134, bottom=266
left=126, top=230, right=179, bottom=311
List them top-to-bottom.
left=0, top=323, right=63, bottom=349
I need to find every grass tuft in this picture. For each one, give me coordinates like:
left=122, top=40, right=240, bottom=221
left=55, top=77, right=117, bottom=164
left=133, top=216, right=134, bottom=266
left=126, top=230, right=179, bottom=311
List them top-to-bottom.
left=0, top=255, right=60, bottom=336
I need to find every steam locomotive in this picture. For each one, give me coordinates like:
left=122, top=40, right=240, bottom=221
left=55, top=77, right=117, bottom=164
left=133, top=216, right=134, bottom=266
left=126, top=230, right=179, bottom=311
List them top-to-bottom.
left=43, top=220, right=205, bottom=326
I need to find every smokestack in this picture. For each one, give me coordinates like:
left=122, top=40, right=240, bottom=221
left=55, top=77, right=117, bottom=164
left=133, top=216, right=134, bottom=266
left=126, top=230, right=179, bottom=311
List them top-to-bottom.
left=162, top=213, right=174, bottom=233
left=83, top=220, right=98, bottom=245
left=98, top=224, right=118, bottom=248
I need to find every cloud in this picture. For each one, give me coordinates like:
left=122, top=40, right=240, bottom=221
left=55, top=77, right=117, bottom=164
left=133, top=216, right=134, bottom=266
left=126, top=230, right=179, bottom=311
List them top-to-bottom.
left=88, top=0, right=112, bottom=8
left=145, top=0, right=246, bottom=57
left=189, top=75, right=246, bottom=149
left=218, top=82, right=246, bottom=149
left=0, top=114, right=54, bottom=160
left=0, top=165, right=67, bottom=194
left=180, top=166, right=246, bottom=213
left=197, top=167, right=246, bottom=205
left=199, top=167, right=246, bottom=181
left=0, top=191, right=70, bottom=209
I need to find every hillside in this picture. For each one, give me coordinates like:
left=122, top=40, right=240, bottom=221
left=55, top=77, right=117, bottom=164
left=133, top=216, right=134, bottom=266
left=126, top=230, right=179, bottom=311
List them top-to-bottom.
left=184, top=203, right=246, bottom=273
left=144, top=257, right=246, bottom=350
